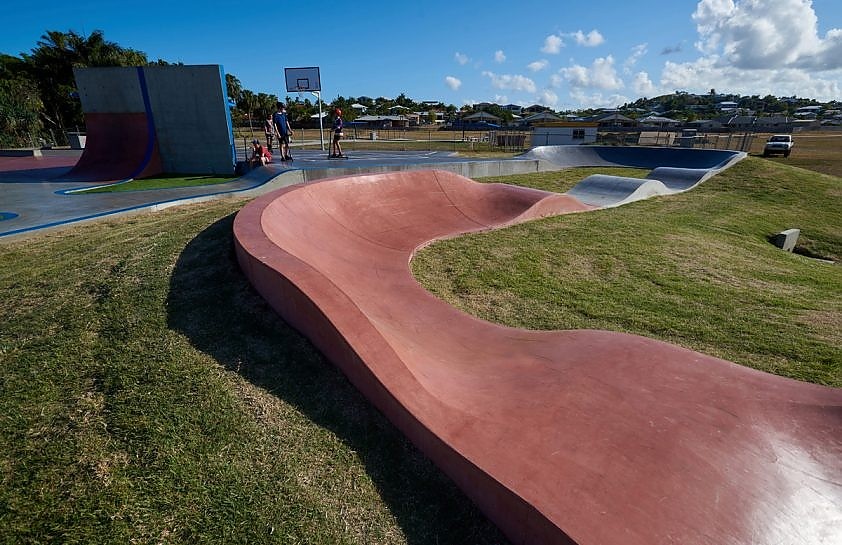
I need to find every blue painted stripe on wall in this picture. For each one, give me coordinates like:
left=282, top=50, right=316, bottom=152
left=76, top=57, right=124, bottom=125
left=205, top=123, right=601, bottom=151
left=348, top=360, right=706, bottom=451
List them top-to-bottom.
left=220, top=65, right=237, bottom=169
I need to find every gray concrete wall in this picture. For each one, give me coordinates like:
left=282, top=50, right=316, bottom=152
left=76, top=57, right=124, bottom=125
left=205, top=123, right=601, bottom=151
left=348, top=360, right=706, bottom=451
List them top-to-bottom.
left=74, top=65, right=235, bottom=175
left=143, top=65, right=235, bottom=175
left=74, top=67, right=144, bottom=113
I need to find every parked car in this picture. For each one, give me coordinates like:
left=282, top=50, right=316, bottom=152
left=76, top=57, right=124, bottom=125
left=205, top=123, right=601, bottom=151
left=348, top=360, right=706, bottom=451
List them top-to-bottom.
left=763, top=134, right=794, bottom=157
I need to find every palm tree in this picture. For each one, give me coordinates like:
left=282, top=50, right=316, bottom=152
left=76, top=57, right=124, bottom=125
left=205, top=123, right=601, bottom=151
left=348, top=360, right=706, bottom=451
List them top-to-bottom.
left=22, top=30, right=149, bottom=132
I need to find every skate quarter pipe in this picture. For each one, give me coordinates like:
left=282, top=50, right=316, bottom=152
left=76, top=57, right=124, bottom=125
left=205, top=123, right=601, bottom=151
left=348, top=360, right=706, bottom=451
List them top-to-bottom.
left=233, top=153, right=841, bottom=545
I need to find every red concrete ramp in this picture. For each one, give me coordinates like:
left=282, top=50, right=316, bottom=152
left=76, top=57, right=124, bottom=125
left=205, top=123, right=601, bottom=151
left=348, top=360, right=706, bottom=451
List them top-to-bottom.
left=56, top=112, right=162, bottom=183
left=233, top=170, right=842, bottom=545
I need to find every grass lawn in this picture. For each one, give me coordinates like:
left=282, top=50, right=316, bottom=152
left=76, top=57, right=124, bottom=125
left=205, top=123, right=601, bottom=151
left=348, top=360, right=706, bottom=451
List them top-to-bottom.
left=747, top=132, right=842, bottom=178
left=1, top=158, right=839, bottom=543
left=414, top=158, right=841, bottom=386
left=82, top=174, right=237, bottom=193
left=0, top=205, right=505, bottom=544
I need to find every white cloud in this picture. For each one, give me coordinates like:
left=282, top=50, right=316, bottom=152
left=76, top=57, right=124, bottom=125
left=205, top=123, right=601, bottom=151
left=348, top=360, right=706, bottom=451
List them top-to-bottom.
left=647, top=0, right=842, bottom=102
left=691, top=0, right=842, bottom=70
left=572, top=29, right=605, bottom=47
left=541, top=34, right=564, bottom=54
left=623, top=43, right=648, bottom=74
left=494, top=50, right=506, bottom=63
left=454, top=52, right=469, bottom=65
left=559, top=56, right=623, bottom=90
left=660, top=57, right=841, bottom=101
left=527, top=59, right=549, bottom=72
left=482, top=71, right=537, bottom=93
left=631, top=71, right=658, bottom=96
left=549, top=73, right=564, bottom=88
left=444, top=76, right=462, bottom=91
left=540, top=89, right=559, bottom=107
left=569, top=89, right=630, bottom=109
left=492, top=94, right=509, bottom=104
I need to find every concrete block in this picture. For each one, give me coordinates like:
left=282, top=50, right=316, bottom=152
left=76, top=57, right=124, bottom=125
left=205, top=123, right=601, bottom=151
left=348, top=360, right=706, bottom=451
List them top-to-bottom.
left=772, top=228, right=800, bottom=252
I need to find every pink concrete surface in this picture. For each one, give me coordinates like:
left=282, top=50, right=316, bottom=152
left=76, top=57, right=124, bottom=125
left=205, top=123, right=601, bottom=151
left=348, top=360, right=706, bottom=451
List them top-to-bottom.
left=57, top=112, right=162, bottom=182
left=233, top=169, right=842, bottom=545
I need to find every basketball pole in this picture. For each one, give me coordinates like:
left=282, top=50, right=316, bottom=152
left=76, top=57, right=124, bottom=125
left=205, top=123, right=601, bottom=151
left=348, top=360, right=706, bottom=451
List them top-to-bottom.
left=313, top=90, right=325, bottom=151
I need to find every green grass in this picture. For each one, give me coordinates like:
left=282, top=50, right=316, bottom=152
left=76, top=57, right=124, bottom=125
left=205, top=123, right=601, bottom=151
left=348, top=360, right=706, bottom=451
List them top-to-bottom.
left=2, top=158, right=840, bottom=543
left=413, top=159, right=842, bottom=386
left=82, top=174, right=237, bottom=193
left=0, top=205, right=505, bottom=544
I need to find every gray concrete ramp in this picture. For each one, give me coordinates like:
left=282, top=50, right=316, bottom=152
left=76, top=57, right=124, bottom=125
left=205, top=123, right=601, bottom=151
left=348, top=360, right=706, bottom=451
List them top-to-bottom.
left=567, top=175, right=671, bottom=207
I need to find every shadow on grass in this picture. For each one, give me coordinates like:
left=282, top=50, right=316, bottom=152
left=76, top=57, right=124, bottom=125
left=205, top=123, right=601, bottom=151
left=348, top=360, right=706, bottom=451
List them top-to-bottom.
left=166, top=213, right=507, bottom=545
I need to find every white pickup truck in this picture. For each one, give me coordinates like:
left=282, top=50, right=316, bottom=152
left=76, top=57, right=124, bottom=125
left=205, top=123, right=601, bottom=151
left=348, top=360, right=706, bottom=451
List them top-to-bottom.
left=763, top=134, right=794, bottom=157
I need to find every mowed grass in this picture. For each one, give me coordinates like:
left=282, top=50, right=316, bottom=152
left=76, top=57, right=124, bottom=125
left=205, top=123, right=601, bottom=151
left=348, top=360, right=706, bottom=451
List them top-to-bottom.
left=747, top=131, right=842, bottom=178
left=2, top=157, right=840, bottom=544
left=414, top=158, right=842, bottom=386
left=83, top=173, right=237, bottom=193
left=0, top=205, right=505, bottom=544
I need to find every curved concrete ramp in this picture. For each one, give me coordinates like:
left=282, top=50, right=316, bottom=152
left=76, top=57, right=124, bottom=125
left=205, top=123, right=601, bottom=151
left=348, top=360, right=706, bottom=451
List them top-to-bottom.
left=56, top=112, right=162, bottom=183
left=522, top=145, right=744, bottom=171
left=532, top=146, right=746, bottom=207
left=234, top=169, right=841, bottom=545
left=566, top=175, right=671, bottom=207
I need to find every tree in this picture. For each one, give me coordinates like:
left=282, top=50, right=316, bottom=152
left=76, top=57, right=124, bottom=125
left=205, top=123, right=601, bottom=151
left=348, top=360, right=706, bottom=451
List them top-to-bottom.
left=21, top=30, right=150, bottom=132
left=0, top=54, right=44, bottom=147
left=225, top=73, right=242, bottom=104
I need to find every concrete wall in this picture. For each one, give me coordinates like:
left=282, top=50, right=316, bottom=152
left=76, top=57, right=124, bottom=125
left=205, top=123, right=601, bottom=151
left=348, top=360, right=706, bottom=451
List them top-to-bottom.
left=74, top=65, right=236, bottom=175
left=143, top=65, right=235, bottom=175
left=75, top=67, right=145, bottom=114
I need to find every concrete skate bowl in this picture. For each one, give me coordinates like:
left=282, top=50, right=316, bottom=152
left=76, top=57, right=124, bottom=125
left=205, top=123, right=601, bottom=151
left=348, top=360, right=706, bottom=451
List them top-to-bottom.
left=55, top=112, right=162, bottom=183
left=524, top=145, right=746, bottom=207
left=233, top=169, right=841, bottom=545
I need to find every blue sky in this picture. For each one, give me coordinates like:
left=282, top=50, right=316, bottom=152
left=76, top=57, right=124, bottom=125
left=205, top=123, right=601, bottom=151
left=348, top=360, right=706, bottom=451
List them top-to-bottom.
left=4, top=0, right=841, bottom=109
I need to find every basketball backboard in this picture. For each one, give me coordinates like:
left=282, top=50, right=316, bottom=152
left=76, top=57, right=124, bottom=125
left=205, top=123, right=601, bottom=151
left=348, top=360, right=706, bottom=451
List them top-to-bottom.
left=284, top=67, right=321, bottom=93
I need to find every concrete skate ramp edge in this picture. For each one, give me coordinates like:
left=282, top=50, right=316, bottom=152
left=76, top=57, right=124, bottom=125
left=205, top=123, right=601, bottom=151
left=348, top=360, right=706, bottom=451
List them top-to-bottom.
left=56, top=112, right=162, bottom=183
left=522, top=144, right=744, bottom=171
left=530, top=145, right=746, bottom=207
left=233, top=169, right=841, bottom=545
left=566, top=175, right=671, bottom=207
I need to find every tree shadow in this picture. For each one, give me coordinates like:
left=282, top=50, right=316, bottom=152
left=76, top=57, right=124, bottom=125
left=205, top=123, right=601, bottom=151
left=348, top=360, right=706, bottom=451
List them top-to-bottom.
left=166, top=213, right=508, bottom=545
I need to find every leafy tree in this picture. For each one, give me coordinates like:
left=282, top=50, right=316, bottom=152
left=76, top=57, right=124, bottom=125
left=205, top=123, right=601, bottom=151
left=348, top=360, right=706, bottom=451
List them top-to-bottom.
left=21, top=30, right=149, bottom=132
left=0, top=54, right=44, bottom=147
left=225, top=73, right=243, bottom=103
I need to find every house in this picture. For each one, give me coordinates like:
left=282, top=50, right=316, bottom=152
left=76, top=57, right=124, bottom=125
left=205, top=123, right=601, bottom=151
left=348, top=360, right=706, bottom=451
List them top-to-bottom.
left=502, top=103, right=523, bottom=115
left=523, top=104, right=550, bottom=114
left=462, top=111, right=502, bottom=123
left=521, top=111, right=561, bottom=126
left=593, top=112, right=637, bottom=128
left=353, top=115, right=410, bottom=128
left=638, top=115, right=681, bottom=129
left=723, top=115, right=757, bottom=130
left=754, top=116, right=793, bottom=132
left=687, top=119, right=724, bottom=131
left=531, top=121, right=598, bottom=145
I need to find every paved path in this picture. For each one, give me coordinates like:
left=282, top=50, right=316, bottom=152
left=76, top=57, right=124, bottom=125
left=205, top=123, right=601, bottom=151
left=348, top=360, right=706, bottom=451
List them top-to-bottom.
left=0, top=149, right=514, bottom=240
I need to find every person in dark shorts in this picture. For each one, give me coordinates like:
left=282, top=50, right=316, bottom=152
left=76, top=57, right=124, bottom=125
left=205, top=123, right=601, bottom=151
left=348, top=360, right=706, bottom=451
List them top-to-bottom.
left=272, top=103, right=294, bottom=161
left=330, top=107, right=344, bottom=158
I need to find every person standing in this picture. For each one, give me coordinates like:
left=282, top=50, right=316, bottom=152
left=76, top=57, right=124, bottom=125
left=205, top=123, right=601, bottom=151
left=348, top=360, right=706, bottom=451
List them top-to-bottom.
left=272, top=103, right=294, bottom=161
left=330, top=107, right=344, bottom=158
left=263, top=115, right=274, bottom=152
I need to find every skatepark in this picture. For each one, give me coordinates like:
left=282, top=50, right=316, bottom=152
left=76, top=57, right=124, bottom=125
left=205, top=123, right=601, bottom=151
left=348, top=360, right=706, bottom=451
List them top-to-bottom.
left=2, top=65, right=840, bottom=545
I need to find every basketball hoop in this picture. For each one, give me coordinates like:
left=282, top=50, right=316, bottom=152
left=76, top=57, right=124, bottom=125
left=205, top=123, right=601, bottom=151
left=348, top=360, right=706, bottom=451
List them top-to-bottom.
left=284, top=67, right=324, bottom=151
